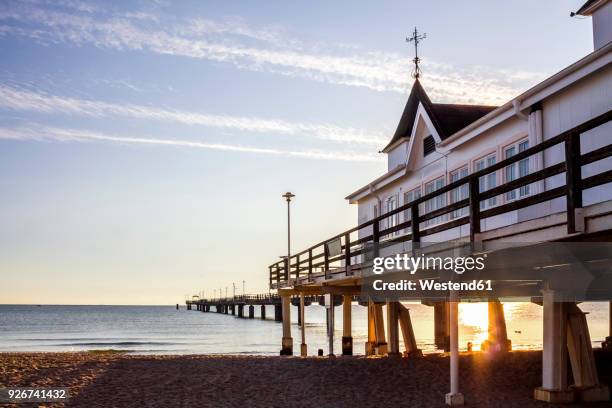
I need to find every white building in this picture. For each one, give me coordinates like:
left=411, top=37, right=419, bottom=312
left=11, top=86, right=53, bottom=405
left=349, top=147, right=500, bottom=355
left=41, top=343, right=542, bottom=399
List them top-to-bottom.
left=346, top=1, right=611, bottom=245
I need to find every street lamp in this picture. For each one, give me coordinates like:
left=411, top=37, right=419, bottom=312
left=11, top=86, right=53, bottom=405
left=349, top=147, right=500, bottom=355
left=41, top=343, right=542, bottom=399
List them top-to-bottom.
left=282, top=192, right=295, bottom=260
left=242, top=280, right=245, bottom=296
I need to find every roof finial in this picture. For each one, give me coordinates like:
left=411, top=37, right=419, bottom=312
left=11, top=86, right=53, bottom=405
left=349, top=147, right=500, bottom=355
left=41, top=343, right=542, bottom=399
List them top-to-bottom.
left=406, top=27, right=426, bottom=79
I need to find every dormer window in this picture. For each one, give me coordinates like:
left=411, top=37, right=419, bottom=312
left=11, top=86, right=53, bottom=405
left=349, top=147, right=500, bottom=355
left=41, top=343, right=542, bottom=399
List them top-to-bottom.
left=423, top=135, right=435, bottom=157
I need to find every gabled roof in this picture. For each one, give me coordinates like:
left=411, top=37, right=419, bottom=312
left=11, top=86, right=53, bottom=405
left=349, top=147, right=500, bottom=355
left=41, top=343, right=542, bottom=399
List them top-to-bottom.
left=575, top=0, right=608, bottom=15
left=381, top=79, right=496, bottom=152
left=429, top=104, right=498, bottom=137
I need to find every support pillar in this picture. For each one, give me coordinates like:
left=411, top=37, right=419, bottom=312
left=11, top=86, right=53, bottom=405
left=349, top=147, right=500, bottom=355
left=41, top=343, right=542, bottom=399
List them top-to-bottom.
left=535, top=290, right=573, bottom=403
left=300, top=293, right=307, bottom=356
left=327, top=294, right=335, bottom=356
left=280, top=295, right=293, bottom=355
left=342, top=295, right=353, bottom=356
left=445, top=298, right=464, bottom=406
left=481, top=299, right=511, bottom=353
left=366, top=301, right=376, bottom=356
left=366, top=301, right=387, bottom=355
left=386, top=301, right=400, bottom=357
left=434, top=302, right=450, bottom=352
left=398, top=303, right=421, bottom=357
left=566, top=303, right=609, bottom=401
left=238, top=304, right=244, bottom=318
left=274, top=304, right=282, bottom=322
left=231, top=305, right=235, bottom=315
left=248, top=305, right=255, bottom=318
left=261, top=305, right=266, bottom=320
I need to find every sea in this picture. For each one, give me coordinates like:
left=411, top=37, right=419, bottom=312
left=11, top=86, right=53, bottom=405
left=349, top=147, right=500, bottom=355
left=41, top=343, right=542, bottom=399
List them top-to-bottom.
left=0, top=302, right=609, bottom=355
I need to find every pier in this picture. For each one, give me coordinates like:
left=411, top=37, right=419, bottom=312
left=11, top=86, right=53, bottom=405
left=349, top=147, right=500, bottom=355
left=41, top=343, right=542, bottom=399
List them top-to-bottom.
left=186, top=112, right=612, bottom=406
left=262, top=112, right=612, bottom=405
left=186, top=293, right=323, bottom=324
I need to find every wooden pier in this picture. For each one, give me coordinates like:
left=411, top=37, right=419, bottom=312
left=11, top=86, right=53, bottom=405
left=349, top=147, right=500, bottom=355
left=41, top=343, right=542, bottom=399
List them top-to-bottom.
left=185, top=293, right=323, bottom=323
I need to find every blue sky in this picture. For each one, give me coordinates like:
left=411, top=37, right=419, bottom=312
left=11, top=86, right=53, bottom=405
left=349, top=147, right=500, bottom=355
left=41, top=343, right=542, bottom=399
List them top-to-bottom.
left=0, top=0, right=594, bottom=304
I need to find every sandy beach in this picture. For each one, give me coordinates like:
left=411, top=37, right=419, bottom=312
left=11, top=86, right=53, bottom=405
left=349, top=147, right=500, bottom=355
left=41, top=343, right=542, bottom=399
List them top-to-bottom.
left=1, top=350, right=610, bottom=407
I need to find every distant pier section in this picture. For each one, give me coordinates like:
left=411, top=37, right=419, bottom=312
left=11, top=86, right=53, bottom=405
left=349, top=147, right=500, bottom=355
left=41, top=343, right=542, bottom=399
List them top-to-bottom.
left=185, top=294, right=320, bottom=322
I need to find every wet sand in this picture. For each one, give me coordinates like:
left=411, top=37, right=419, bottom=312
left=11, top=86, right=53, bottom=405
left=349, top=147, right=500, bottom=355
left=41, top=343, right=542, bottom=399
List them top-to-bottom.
left=1, top=351, right=611, bottom=407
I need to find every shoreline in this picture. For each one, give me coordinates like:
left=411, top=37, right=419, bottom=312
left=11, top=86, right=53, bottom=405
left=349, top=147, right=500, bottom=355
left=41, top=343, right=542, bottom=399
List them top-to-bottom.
left=2, top=350, right=611, bottom=407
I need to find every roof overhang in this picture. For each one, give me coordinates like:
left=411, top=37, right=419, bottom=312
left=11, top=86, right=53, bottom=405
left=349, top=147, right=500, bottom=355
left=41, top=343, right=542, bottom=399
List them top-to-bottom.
left=575, top=0, right=609, bottom=15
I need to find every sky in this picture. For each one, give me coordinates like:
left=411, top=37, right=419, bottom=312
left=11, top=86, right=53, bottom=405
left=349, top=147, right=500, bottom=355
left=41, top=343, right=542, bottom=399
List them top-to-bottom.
left=0, top=0, right=595, bottom=304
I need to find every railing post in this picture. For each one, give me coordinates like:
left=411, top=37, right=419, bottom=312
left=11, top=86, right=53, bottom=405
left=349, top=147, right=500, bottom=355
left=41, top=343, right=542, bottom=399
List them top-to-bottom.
left=565, top=132, right=583, bottom=234
left=469, top=178, right=481, bottom=242
left=410, top=204, right=420, bottom=244
left=372, top=218, right=380, bottom=258
left=344, top=232, right=351, bottom=275
left=324, top=244, right=330, bottom=279
left=308, top=248, right=313, bottom=280
left=295, top=254, right=300, bottom=281
left=283, top=258, right=289, bottom=282
left=269, top=266, right=272, bottom=288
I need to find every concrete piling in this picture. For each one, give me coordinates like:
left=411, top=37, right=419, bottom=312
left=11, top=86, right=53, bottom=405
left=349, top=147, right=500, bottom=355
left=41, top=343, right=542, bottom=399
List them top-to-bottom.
left=300, top=293, right=307, bottom=357
left=342, top=294, right=353, bottom=356
left=280, top=295, right=293, bottom=355
left=481, top=299, right=511, bottom=353
left=274, top=304, right=282, bottom=322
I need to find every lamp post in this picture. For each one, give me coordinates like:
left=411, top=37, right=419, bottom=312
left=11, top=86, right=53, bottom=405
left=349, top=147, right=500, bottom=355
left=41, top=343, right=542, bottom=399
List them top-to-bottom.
left=282, top=192, right=295, bottom=261
left=242, top=280, right=245, bottom=296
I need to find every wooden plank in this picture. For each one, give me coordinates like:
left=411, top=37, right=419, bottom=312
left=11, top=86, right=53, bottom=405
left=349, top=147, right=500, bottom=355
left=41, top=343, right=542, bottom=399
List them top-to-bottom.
left=565, top=133, right=582, bottom=233
left=581, top=144, right=612, bottom=166
left=479, top=162, right=566, bottom=200
left=583, top=169, right=612, bottom=189
left=469, top=177, right=480, bottom=242
left=480, top=186, right=566, bottom=219
left=419, top=199, right=469, bottom=222
left=411, top=204, right=420, bottom=243
left=420, top=216, right=469, bottom=237
left=372, top=219, right=380, bottom=257
left=344, top=233, right=351, bottom=274
left=308, top=248, right=313, bottom=279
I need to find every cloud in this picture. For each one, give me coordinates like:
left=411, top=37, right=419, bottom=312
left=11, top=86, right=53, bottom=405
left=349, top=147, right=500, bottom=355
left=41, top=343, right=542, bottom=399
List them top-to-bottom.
left=0, top=3, right=544, bottom=105
left=0, top=84, right=387, bottom=145
left=0, top=124, right=381, bottom=162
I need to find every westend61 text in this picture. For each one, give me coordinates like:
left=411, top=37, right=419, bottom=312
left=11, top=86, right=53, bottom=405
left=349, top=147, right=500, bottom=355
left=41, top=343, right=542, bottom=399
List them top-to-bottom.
left=372, top=254, right=486, bottom=275
left=372, top=279, right=493, bottom=291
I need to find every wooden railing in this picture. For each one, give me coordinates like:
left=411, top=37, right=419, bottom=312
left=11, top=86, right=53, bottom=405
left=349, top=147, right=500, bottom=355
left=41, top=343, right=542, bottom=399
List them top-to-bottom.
left=269, top=111, right=612, bottom=288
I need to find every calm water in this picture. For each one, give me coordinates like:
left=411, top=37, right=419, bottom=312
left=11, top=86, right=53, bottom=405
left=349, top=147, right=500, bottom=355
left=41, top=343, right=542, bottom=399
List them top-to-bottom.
left=0, top=303, right=609, bottom=355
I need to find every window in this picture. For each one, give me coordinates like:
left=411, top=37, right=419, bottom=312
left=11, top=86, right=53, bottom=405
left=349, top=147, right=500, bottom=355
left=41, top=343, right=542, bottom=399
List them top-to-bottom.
left=423, top=135, right=435, bottom=157
left=504, top=140, right=530, bottom=201
left=475, top=154, right=497, bottom=210
left=449, top=167, right=469, bottom=219
left=423, top=177, right=446, bottom=227
left=403, top=187, right=421, bottom=230
left=381, top=195, right=399, bottom=238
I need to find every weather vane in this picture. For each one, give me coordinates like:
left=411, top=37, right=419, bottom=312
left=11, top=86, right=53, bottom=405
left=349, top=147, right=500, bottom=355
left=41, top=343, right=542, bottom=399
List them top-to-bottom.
left=406, top=27, right=426, bottom=79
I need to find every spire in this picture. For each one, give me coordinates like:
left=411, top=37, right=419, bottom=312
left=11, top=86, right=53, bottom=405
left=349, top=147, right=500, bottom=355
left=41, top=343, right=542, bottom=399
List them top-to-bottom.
left=406, top=27, right=426, bottom=79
